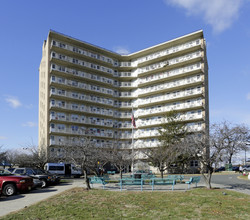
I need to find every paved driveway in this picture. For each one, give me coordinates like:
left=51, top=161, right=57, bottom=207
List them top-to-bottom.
left=211, top=173, right=250, bottom=195
left=0, top=180, right=82, bottom=218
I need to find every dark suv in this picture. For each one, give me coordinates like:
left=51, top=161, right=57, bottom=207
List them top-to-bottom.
left=12, top=168, right=56, bottom=188
left=0, top=169, right=33, bottom=196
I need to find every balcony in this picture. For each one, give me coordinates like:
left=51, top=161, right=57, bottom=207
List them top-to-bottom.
left=137, top=38, right=202, bottom=65
left=51, top=40, right=119, bottom=67
left=51, top=51, right=116, bottom=77
left=137, top=51, right=203, bottom=76
left=138, top=62, right=203, bottom=86
left=51, top=64, right=115, bottom=87
left=138, top=75, right=203, bottom=96
left=51, top=76, right=115, bottom=97
left=119, top=82, right=137, bottom=88
left=138, top=88, right=204, bottom=107
left=50, top=89, right=115, bottom=107
left=50, top=101, right=116, bottom=118
left=137, top=101, right=204, bottom=117
left=119, top=102, right=132, bottom=108
left=118, top=112, right=132, bottom=118
left=137, top=112, right=203, bottom=128
left=137, top=118, right=165, bottom=127
left=119, top=123, right=133, bottom=129
left=50, top=126, right=114, bottom=138
left=136, top=130, right=159, bottom=138
left=119, top=133, right=132, bottom=139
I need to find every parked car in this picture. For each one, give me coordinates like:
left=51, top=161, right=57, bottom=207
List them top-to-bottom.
left=44, top=163, right=82, bottom=178
left=242, top=165, right=250, bottom=172
left=215, top=166, right=225, bottom=172
left=232, top=166, right=239, bottom=172
left=7, top=167, right=15, bottom=173
left=0, top=168, right=33, bottom=196
left=12, top=168, right=56, bottom=188
left=38, top=169, right=61, bottom=184
left=32, top=177, right=43, bottom=189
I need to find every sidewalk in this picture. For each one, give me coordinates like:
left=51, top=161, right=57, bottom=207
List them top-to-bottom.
left=0, top=180, right=82, bottom=218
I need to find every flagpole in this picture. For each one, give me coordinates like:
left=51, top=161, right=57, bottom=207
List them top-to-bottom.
left=132, top=106, right=134, bottom=176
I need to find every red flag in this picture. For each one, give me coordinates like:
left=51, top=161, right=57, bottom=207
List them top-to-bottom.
left=131, top=112, right=136, bottom=128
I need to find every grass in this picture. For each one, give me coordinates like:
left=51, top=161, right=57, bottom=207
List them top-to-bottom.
left=238, top=175, right=249, bottom=180
left=1, top=187, right=250, bottom=220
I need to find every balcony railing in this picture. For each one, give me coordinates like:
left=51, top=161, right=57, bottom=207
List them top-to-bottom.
left=137, top=38, right=201, bottom=65
left=51, top=40, right=119, bottom=67
left=51, top=51, right=115, bottom=76
left=137, top=51, right=202, bottom=75
left=138, top=62, right=202, bottom=85
left=51, top=63, right=115, bottom=86
left=139, top=74, right=203, bottom=95
left=51, top=76, right=114, bottom=96
left=138, top=88, right=203, bottom=106
left=50, top=89, right=115, bottom=106
left=138, top=101, right=204, bottom=116
left=50, top=127, right=114, bottom=138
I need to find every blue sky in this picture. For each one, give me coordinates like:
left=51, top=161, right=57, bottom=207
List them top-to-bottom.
left=0, top=0, right=250, bottom=150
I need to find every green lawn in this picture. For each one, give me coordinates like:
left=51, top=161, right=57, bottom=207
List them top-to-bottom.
left=2, top=187, right=250, bottom=220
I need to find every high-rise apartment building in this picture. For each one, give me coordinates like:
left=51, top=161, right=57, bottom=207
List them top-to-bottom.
left=39, top=30, right=209, bottom=163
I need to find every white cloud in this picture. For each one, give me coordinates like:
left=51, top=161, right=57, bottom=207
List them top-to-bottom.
left=165, top=0, right=244, bottom=33
left=113, top=46, right=130, bottom=55
left=247, top=93, right=250, bottom=100
left=5, top=96, right=22, bottom=108
left=22, top=122, right=37, bottom=127
left=0, top=136, right=7, bottom=140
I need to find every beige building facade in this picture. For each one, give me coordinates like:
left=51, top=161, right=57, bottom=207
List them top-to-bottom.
left=39, top=30, right=209, bottom=164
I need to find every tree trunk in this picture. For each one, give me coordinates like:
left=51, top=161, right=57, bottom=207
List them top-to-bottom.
left=228, top=153, right=233, bottom=164
left=201, top=166, right=213, bottom=189
left=160, top=168, right=164, bottom=178
left=120, top=169, right=123, bottom=179
left=84, top=170, right=91, bottom=190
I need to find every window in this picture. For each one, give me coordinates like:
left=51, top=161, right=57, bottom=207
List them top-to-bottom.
left=190, top=160, right=198, bottom=167
left=14, top=169, right=25, bottom=175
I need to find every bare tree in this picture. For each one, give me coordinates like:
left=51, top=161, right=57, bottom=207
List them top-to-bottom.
left=215, top=121, right=250, bottom=164
left=183, top=122, right=242, bottom=189
left=183, top=134, right=213, bottom=189
left=58, top=137, right=102, bottom=190
left=107, top=143, right=133, bottom=179
left=0, top=145, right=8, bottom=167
left=5, top=145, right=50, bottom=169
left=28, top=145, right=49, bottom=169
left=143, top=146, right=170, bottom=178
left=5, top=148, right=31, bottom=167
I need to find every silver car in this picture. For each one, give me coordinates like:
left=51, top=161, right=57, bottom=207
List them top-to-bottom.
left=242, top=165, right=250, bottom=172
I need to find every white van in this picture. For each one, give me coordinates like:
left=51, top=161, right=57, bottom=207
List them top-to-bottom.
left=44, top=163, right=82, bottom=178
